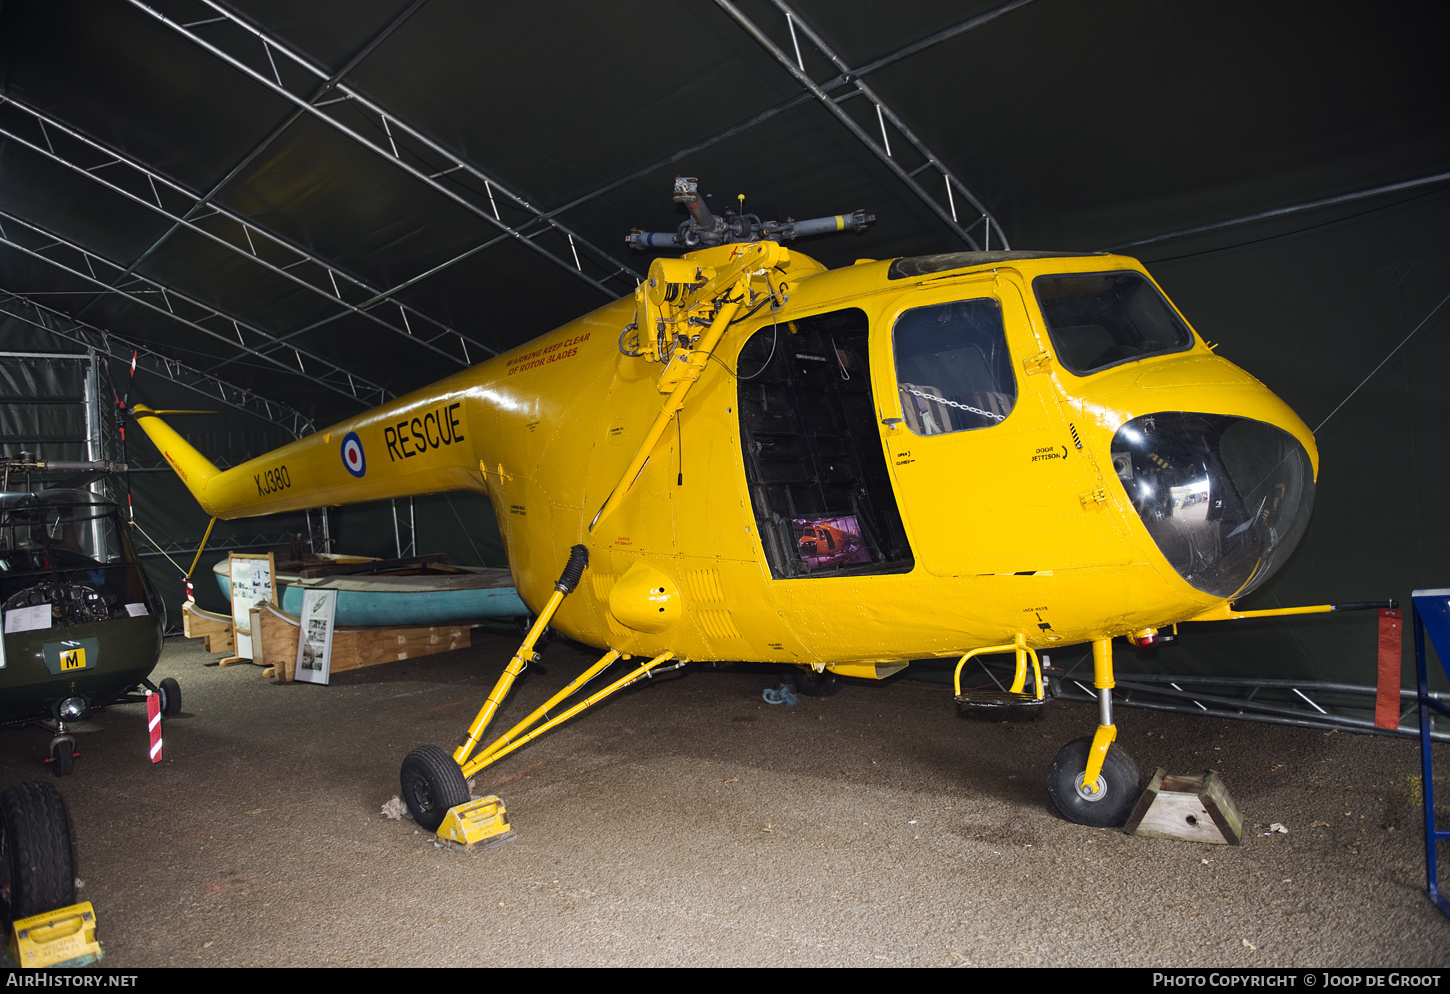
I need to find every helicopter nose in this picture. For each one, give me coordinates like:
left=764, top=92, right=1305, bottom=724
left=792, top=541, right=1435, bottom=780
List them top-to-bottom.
left=1110, top=412, right=1315, bottom=598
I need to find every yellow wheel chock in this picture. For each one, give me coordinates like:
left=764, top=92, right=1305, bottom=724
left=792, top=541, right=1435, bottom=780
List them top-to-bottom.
left=435, top=796, right=515, bottom=852
left=8, top=902, right=101, bottom=968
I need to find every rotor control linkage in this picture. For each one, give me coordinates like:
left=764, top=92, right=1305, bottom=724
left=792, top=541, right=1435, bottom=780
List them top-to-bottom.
left=626, top=176, right=874, bottom=250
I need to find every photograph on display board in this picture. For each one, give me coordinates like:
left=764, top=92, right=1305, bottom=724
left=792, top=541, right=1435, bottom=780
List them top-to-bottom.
left=792, top=515, right=872, bottom=571
left=294, top=587, right=337, bottom=686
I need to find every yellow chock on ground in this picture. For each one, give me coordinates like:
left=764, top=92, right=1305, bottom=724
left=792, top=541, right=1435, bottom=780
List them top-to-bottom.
left=435, top=796, right=515, bottom=852
left=9, top=902, right=102, bottom=968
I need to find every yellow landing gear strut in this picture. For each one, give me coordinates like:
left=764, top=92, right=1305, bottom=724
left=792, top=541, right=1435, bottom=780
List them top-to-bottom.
left=398, top=545, right=682, bottom=847
left=1045, top=637, right=1141, bottom=828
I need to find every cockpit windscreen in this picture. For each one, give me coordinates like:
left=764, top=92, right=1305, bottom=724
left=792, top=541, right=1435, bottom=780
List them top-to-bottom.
left=1034, top=271, right=1194, bottom=375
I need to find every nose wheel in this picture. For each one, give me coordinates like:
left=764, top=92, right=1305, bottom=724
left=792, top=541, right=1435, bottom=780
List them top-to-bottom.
left=1045, top=636, right=1142, bottom=827
left=46, top=735, right=76, bottom=778
left=1047, top=735, right=1141, bottom=827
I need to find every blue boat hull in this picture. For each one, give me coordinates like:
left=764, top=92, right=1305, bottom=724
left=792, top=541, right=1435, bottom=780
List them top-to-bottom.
left=215, top=564, right=528, bottom=627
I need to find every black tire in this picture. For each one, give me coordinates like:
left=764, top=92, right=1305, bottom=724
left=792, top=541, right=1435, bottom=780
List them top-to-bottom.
left=792, top=667, right=843, bottom=698
left=159, top=677, right=182, bottom=717
left=1046, top=735, right=1141, bottom=828
left=49, top=738, right=75, bottom=778
left=399, top=745, right=471, bottom=832
left=0, top=781, right=76, bottom=925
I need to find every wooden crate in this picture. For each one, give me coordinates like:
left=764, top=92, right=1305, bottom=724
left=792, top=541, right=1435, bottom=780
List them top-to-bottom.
left=181, top=601, right=234, bottom=654
left=249, top=605, right=472, bottom=682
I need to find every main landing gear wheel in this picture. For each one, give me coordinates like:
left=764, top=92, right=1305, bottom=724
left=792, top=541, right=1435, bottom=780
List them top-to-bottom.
left=793, top=667, right=842, bottom=698
left=159, top=677, right=182, bottom=717
left=1047, top=735, right=1142, bottom=828
left=400, top=745, right=471, bottom=832
left=0, top=781, right=77, bottom=925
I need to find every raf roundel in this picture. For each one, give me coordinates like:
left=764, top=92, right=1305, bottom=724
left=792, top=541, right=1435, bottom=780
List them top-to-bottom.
left=341, top=432, right=366, bottom=478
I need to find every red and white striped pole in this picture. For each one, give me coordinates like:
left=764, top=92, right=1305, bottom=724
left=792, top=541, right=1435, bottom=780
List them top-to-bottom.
left=146, top=689, right=163, bottom=763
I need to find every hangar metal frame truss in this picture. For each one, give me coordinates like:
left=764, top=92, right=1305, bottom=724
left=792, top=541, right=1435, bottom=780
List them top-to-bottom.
left=0, top=0, right=1037, bottom=444
left=126, top=0, right=644, bottom=304
left=536, top=0, right=1034, bottom=239
left=716, top=0, right=1014, bottom=251
left=0, top=95, right=492, bottom=374
left=1109, top=169, right=1450, bottom=254
left=0, top=209, right=390, bottom=407
left=0, top=291, right=314, bottom=436
left=952, top=647, right=1450, bottom=741
left=1047, top=665, right=1450, bottom=744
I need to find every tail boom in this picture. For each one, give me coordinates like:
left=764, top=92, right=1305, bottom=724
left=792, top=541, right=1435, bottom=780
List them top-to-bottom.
left=133, top=388, right=486, bottom=520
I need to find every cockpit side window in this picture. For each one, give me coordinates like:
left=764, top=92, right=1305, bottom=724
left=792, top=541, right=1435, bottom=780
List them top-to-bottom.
left=1033, top=271, right=1194, bottom=375
left=893, top=297, right=1016, bottom=436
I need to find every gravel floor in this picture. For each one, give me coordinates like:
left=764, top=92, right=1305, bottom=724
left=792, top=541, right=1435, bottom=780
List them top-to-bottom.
left=3, top=633, right=1448, bottom=968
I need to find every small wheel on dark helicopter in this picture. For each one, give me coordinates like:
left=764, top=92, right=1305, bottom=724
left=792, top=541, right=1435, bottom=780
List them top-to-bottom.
left=792, top=667, right=842, bottom=698
left=159, top=677, right=182, bottom=717
left=1046, top=735, right=1141, bottom=828
left=47, top=737, right=76, bottom=779
left=399, top=745, right=471, bottom=832
left=0, top=781, right=76, bottom=925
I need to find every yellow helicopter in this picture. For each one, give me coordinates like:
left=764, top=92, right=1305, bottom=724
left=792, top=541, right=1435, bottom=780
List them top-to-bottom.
left=134, top=176, right=1355, bottom=835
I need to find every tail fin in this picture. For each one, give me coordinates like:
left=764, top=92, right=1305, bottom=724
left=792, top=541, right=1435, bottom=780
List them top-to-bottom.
left=131, top=405, right=224, bottom=515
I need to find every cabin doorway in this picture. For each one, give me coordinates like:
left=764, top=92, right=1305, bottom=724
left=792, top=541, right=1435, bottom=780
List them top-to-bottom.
left=735, top=307, right=913, bottom=580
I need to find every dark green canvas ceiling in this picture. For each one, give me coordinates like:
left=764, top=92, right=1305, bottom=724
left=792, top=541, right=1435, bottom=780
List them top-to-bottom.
left=2, top=0, right=1445, bottom=423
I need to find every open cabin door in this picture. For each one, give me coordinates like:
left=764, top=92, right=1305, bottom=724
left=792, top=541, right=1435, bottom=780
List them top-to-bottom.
left=874, top=273, right=1124, bottom=577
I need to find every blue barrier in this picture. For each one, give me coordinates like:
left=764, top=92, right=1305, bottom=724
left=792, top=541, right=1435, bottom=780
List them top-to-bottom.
left=1412, top=588, right=1450, bottom=918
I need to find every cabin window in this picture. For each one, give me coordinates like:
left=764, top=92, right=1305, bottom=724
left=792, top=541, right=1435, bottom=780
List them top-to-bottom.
left=1033, top=271, right=1194, bottom=375
left=892, top=297, right=1016, bottom=436
left=736, top=308, right=914, bottom=580
left=0, top=498, right=152, bottom=625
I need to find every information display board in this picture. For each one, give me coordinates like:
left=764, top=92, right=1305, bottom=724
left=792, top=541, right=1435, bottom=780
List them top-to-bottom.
left=227, top=552, right=277, bottom=662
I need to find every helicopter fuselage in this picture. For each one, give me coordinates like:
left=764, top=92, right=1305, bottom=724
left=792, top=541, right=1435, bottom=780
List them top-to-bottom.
left=138, top=247, right=1317, bottom=679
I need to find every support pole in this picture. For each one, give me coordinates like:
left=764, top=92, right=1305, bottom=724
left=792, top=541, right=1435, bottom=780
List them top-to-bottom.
left=186, top=517, right=217, bottom=579
left=453, top=588, right=563, bottom=767
left=473, top=649, right=622, bottom=766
